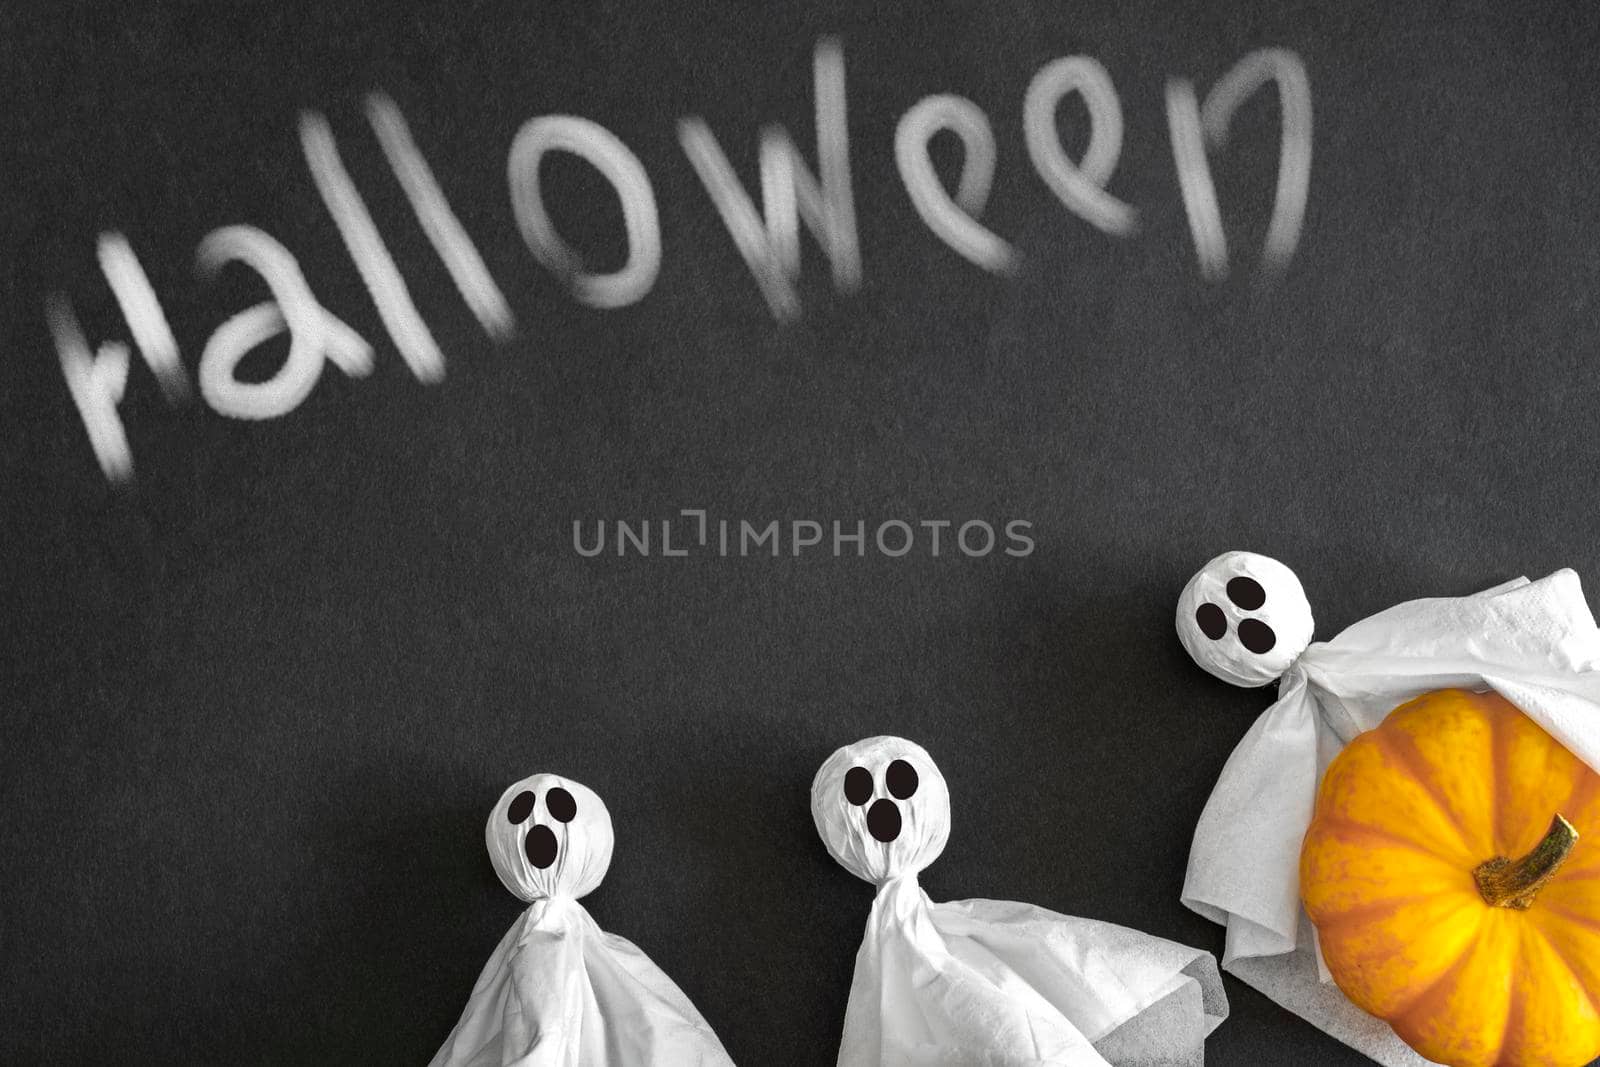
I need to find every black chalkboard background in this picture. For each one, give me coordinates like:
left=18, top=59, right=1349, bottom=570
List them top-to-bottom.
left=6, top=0, right=1600, bottom=1063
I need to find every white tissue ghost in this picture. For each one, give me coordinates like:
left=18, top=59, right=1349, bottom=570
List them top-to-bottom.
left=1175, top=551, right=1314, bottom=688
left=1176, top=551, right=1600, bottom=1067
left=814, top=736, right=1228, bottom=1067
left=430, top=774, right=734, bottom=1067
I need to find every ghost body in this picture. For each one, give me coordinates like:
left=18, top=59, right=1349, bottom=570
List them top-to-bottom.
left=1175, top=552, right=1600, bottom=1067
left=814, top=737, right=1227, bottom=1067
left=431, top=775, right=733, bottom=1067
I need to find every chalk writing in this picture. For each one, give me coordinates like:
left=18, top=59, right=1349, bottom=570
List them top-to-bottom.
left=41, top=40, right=1310, bottom=483
left=1167, top=48, right=1311, bottom=281
left=1024, top=56, right=1137, bottom=237
left=365, top=93, right=516, bottom=342
left=895, top=95, right=1015, bottom=273
left=509, top=115, right=662, bottom=309
left=196, top=226, right=373, bottom=419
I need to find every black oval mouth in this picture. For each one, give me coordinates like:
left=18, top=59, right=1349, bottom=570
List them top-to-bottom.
left=1238, top=618, right=1277, bottom=654
left=867, top=798, right=901, bottom=843
left=524, top=824, right=559, bottom=869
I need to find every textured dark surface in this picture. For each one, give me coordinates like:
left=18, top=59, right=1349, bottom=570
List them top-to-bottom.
left=5, top=0, right=1600, bottom=1063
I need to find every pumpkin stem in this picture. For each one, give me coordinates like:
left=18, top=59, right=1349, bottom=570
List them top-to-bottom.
left=1473, top=814, right=1580, bottom=910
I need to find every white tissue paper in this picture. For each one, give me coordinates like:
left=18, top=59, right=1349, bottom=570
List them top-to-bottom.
left=1176, top=551, right=1600, bottom=1066
left=813, top=736, right=1229, bottom=1067
left=430, top=774, right=734, bottom=1067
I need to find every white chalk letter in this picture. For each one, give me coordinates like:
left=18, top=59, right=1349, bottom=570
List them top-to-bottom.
left=679, top=36, right=859, bottom=321
left=1166, top=48, right=1312, bottom=281
left=1024, top=57, right=1136, bottom=237
left=365, top=93, right=516, bottom=341
left=894, top=95, right=1015, bottom=273
left=300, top=110, right=445, bottom=382
left=507, top=115, right=661, bottom=309
left=196, top=226, right=373, bottom=420
left=49, top=232, right=192, bottom=481
left=96, top=233, right=187, bottom=403
left=47, top=296, right=133, bottom=482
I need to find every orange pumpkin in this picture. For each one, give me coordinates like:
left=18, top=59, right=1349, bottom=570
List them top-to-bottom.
left=1300, top=688, right=1600, bottom=1067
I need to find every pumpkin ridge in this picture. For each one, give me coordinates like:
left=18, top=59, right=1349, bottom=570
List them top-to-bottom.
left=1489, top=694, right=1515, bottom=854
left=1369, top=724, right=1474, bottom=848
left=1563, top=770, right=1600, bottom=831
left=1554, top=772, right=1599, bottom=880
left=1307, top=815, right=1467, bottom=865
left=1557, top=863, right=1600, bottom=882
left=1314, top=888, right=1484, bottom=977
left=1304, top=890, right=1447, bottom=933
left=1536, top=902, right=1600, bottom=935
left=1530, top=918, right=1600, bottom=1024
left=1384, top=930, right=1482, bottom=1032
left=1498, top=950, right=1528, bottom=1067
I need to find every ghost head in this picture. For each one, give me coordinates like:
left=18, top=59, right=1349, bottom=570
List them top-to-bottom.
left=1176, top=551, right=1315, bottom=687
left=812, top=736, right=951, bottom=884
left=485, top=774, right=613, bottom=903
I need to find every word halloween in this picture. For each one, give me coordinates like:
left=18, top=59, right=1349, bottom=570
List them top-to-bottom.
left=47, top=40, right=1311, bottom=483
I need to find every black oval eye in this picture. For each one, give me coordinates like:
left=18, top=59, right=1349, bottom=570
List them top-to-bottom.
left=1227, top=577, right=1267, bottom=610
left=1195, top=603, right=1227, bottom=640
left=1238, top=618, right=1277, bottom=654
left=885, top=759, right=918, bottom=800
left=843, top=766, right=873, bottom=806
left=545, top=787, right=577, bottom=823
left=507, top=790, right=536, bottom=825
left=524, top=825, right=558, bottom=869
